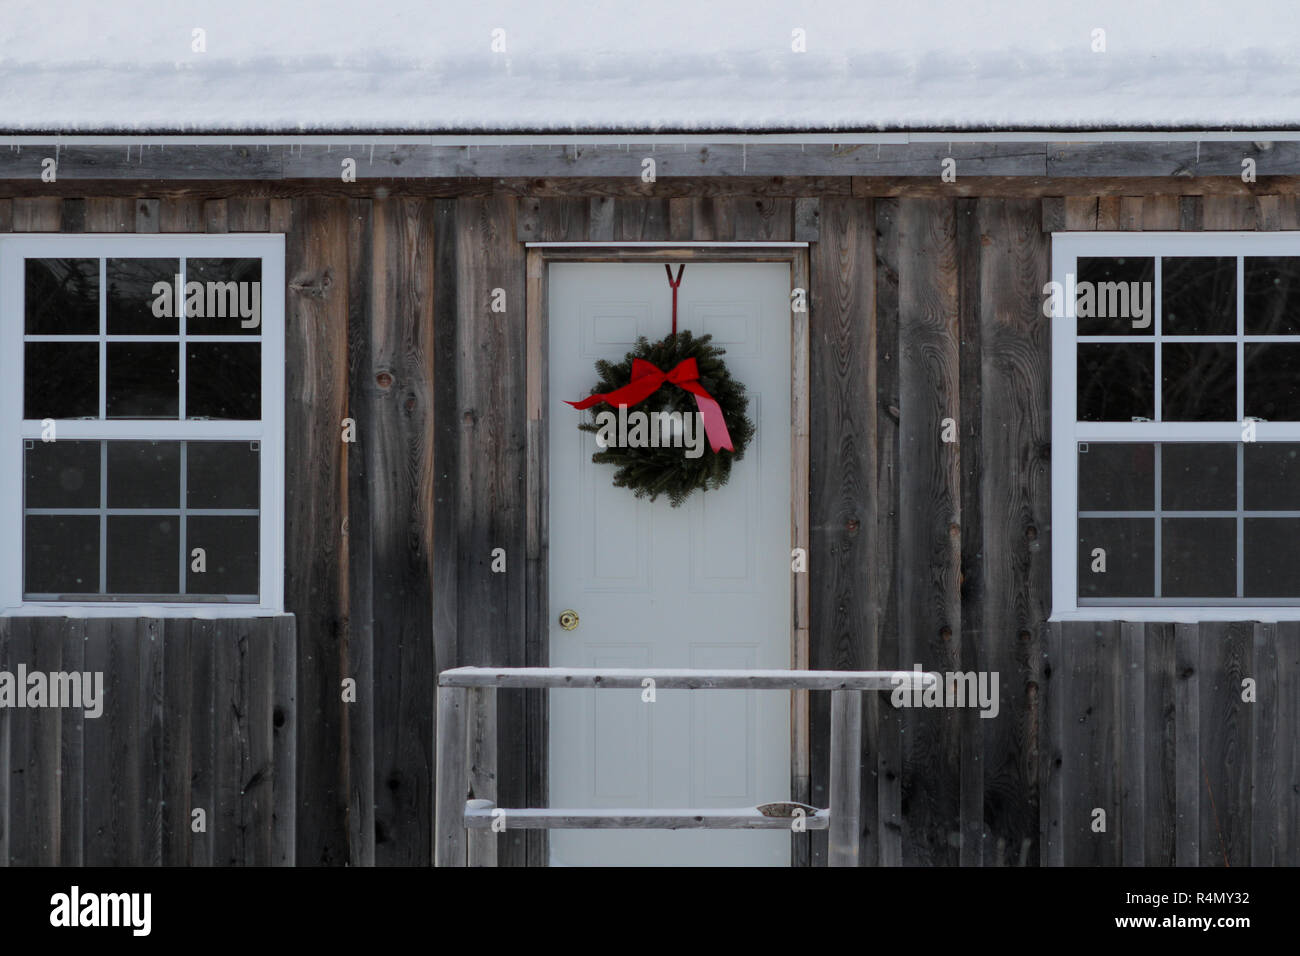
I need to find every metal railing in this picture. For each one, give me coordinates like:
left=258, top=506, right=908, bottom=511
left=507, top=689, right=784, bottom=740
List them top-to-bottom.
left=434, top=666, right=936, bottom=867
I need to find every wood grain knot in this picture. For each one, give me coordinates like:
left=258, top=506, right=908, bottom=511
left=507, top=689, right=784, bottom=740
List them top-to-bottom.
left=375, top=371, right=394, bottom=389
left=846, top=518, right=860, bottom=533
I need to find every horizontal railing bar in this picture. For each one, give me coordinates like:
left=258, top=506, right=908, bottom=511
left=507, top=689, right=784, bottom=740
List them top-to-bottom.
left=438, top=666, right=937, bottom=690
left=463, top=804, right=831, bottom=830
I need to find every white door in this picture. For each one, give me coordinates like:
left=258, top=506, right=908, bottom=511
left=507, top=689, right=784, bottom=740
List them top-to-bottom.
left=547, top=261, right=792, bottom=867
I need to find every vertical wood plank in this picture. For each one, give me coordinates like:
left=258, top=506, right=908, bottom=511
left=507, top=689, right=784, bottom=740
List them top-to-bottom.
left=454, top=196, right=528, bottom=865
left=1096, top=196, right=1120, bottom=231
left=1143, top=196, right=1180, bottom=230
left=1179, top=196, right=1204, bottom=231
left=1203, top=196, right=1256, bottom=230
left=0, top=197, right=13, bottom=232
left=228, top=197, right=270, bottom=232
left=284, top=197, right=351, bottom=865
left=344, top=197, right=376, bottom=867
left=588, top=197, right=615, bottom=241
left=668, top=197, right=692, bottom=240
left=691, top=197, right=735, bottom=240
left=794, top=197, right=820, bottom=242
left=808, top=197, right=877, bottom=865
left=897, top=197, right=962, bottom=865
left=955, top=197, right=984, bottom=866
left=1040, top=197, right=1065, bottom=233
left=1063, top=197, right=1097, bottom=230
left=1118, top=197, right=1143, bottom=231
left=12, top=198, right=62, bottom=231
left=60, top=198, right=86, bottom=232
left=84, top=198, right=132, bottom=232
left=134, top=198, right=160, bottom=233
left=203, top=198, right=229, bottom=233
left=268, top=198, right=292, bottom=234
left=367, top=198, right=437, bottom=866
left=538, top=198, right=589, bottom=242
left=731, top=198, right=793, bottom=240
left=873, top=198, right=904, bottom=867
left=975, top=198, right=1051, bottom=867
left=160, top=199, right=204, bottom=232
left=614, top=199, right=669, bottom=240
left=790, top=247, right=812, bottom=868
left=271, top=615, right=297, bottom=865
left=0, top=619, right=9, bottom=864
left=7, top=619, right=60, bottom=864
left=161, top=619, right=193, bottom=865
left=187, top=619, right=217, bottom=866
left=56, top=620, right=84, bottom=866
left=1059, top=621, right=1121, bottom=866
left=1199, top=621, right=1252, bottom=866
left=1040, top=622, right=1065, bottom=866
left=1120, top=622, right=1146, bottom=866
left=1174, top=622, right=1201, bottom=865
left=1274, top=622, right=1300, bottom=864
left=211, top=623, right=242, bottom=865
left=244, top=623, right=275, bottom=865
left=1143, top=623, right=1178, bottom=866
left=1251, top=623, right=1280, bottom=864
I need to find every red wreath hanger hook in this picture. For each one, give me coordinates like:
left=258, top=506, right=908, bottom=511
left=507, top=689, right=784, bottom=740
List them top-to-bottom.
left=665, top=263, right=685, bottom=335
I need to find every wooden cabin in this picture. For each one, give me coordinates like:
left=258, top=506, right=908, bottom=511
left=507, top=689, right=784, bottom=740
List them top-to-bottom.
left=0, top=5, right=1296, bottom=867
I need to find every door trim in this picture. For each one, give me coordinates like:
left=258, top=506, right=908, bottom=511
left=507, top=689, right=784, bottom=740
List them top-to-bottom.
left=524, top=246, right=812, bottom=865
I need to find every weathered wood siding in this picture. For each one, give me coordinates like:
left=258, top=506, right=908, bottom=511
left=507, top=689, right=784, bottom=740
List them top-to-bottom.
left=1, top=184, right=1296, bottom=865
left=0, top=616, right=295, bottom=865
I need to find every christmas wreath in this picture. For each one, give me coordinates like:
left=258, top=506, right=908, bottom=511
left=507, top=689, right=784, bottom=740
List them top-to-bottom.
left=568, top=328, right=755, bottom=507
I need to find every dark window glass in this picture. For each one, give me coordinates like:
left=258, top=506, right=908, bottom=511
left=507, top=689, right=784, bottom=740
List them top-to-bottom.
left=1075, top=257, right=1155, bottom=335
left=1161, top=257, right=1236, bottom=334
left=1245, top=257, right=1300, bottom=334
left=24, top=258, right=99, bottom=334
left=106, top=258, right=179, bottom=334
left=186, top=259, right=262, bottom=335
left=24, top=342, right=98, bottom=419
left=1162, top=342, right=1236, bottom=421
left=106, top=343, right=178, bottom=418
left=186, top=343, right=260, bottom=419
left=1245, top=343, right=1300, bottom=421
left=1077, top=344, right=1154, bottom=421
left=25, top=440, right=100, bottom=509
left=107, top=441, right=179, bottom=509
left=187, top=442, right=259, bottom=509
left=1078, top=443, right=1154, bottom=511
left=1162, top=443, right=1236, bottom=511
left=1244, top=443, right=1300, bottom=510
left=24, top=515, right=99, bottom=595
left=106, top=515, right=179, bottom=594
left=187, top=516, right=258, bottom=595
left=1078, top=518, right=1154, bottom=598
left=1161, top=518, right=1236, bottom=597
left=1244, top=518, right=1300, bottom=597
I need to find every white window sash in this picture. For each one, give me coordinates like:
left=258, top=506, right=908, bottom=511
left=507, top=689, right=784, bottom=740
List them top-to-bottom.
left=1052, top=231, right=1300, bottom=621
left=0, top=234, right=285, bottom=616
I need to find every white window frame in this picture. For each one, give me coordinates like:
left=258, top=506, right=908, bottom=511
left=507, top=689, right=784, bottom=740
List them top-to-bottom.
left=1052, top=230, right=1300, bottom=622
left=0, top=234, right=285, bottom=617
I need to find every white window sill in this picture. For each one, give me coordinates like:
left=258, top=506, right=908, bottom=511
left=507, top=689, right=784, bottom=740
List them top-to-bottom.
left=2, top=604, right=287, bottom=619
left=1052, top=608, right=1300, bottom=623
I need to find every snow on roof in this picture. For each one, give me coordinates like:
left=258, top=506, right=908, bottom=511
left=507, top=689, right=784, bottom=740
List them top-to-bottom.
left=2, top=0, right=1299, bottom=134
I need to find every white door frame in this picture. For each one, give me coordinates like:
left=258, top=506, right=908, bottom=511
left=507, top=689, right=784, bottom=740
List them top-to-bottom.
left=523, top=244, right=811, bottom=865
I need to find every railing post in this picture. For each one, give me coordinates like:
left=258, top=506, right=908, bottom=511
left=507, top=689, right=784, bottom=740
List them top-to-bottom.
left=434, top=684, right=469, bottom=866
left=467, top=687, right=498, bottom=867
left=828, top=689, right=863, bottom=867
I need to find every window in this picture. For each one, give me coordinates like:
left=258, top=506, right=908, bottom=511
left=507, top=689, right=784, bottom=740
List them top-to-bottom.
left=1052, top=233, right=1300, bottom=620
left=0, top=235, right=284, bottom=614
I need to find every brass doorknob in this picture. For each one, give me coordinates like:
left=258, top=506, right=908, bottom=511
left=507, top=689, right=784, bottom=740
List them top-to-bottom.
left=558, top=609, right=580, bottom=631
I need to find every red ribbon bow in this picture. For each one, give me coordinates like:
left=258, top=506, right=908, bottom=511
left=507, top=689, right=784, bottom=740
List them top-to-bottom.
left=566, top=357, right=735, bottom=453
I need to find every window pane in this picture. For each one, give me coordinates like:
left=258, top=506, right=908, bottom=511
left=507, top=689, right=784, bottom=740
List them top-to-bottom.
left=1075, top=257, right=1155, bottom=335
left=1161, top=257, right=1236, bottom=334
left=1245, top=257, right=1300, bottom=334
left=25, top=258, right=99, bottom=334
left=107, top=258, right=179, bottom=334
left=186, top=258, right=262, bottom=335
left=24, top=342, right=99, bottom=419
left=106, top=342, right=178, bottom=418
left=1162, top=342, right=1236, bottom=421
left=186, top=343, right=260, bottom=419
left=1245, top=343, right=1300, bottom=421
left=1077, top=344, right=1154, bottom=421
left=25, top=439, right=100, bottom=509
left=107, top=441, right=179, bottom=509
left=187, top=441, right=259, bottom=509
left=1078, top=442, right=1153, bottom=511
left=1162, top=443, right=1236, bottom=511
left=1244, top=443, right=1300, bottom=510
left=24, top=515, right=99, bottom=595
left=106, top=515, right=179, bottom=594
left=187, top=516, right=258, bottom=596
left=1078, top=517, right=1154, bottom=598
left=1161, top=517, right=1236, bottom=597
left=1244, top=518, right=1300, bottom=597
